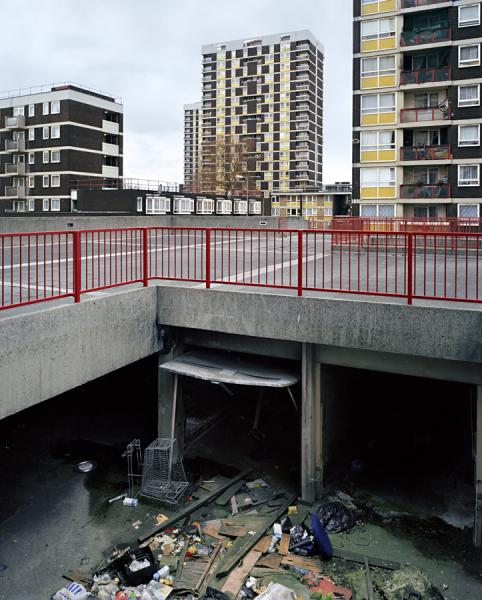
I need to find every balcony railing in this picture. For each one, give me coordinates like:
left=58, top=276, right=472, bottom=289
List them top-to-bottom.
left=401, top=0, right=446, bottom=7
left=401, top=27, right=450, bottom=46
left=401, top=66, right=450, bottom=85
left=400, top=106, right=449, bottom=122
left=5, top=115, right=25, bottom=129
left=4, top=139, right=25, bottom=152
left=400, top=145, right=451, bottom=160
left=5, top=162, right=26, bottom=175
left=400, top=183, right=450, bottom=199
left=5, top=185, right=26, bottom=198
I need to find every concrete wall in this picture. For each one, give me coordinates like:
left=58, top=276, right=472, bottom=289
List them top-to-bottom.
left=0, top=215, right=307, bottom=234
left=0, top=287, right=160, bottom=420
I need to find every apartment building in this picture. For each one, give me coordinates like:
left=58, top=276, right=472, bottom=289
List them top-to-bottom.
left=353, top=0, right=482, bottom=218
left=200, top=31, right=324, bottom=197
left=0, top=83, right=123, bottom=213
left=184, top=102, right=202, bottom=192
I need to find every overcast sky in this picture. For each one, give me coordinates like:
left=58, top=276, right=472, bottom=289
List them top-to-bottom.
left=3, top=0, right=352, bottom=185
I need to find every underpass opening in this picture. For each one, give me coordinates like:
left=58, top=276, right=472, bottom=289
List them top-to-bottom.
left=160, top=348, right=303, bottom=494
left=323, top=366, right=474, bottom=530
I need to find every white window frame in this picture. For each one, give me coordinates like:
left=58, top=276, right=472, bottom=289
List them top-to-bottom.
left=458, top=3, right=481, bottom=27
left=361, top=17, right=396, bottom=42
left=458, top=44, right=480, bottom=68
left=361, top=55, right=396, bottom=78
left=458, top=83, right=480, bottom=107
left=51, top=100, right=60, bottom=114
left=42, top=102, right=49, bottom=116
left=28, top=104, right=35, bottom=117
left=13, top=106, right=24, bottom=116
left=458, top=124, right=480, bottom=146
left=51, top=125, right=60, bottom=139
left=42, top=127, right=49, bottom=140
left=29, top=128, right=35, bottom=141
left=361, top=130, right=396, bottom=152
left=43, top=150, right=49, bottom=164
left=51, top=150, right=60, bottom=163
left=28, top=152, right=35, bottom=165
left=458, top=164, right=480, bottom=186
left=360, top=166, right=396, bottom=188
left=42, top=175, right=50, bottom=188
left=51, top=175, right=60, bottom=188
left=29, top=176, right=35, bottom=189
left=145, top=196, right=170, bottom=214
left=136, top=197, right=143, bottom=212
left=174, top=197, right=195, bottom=214
left=28, top=198, right=35, bottom=212
left=43, top=198, right=50, bottom=211
left=51, top=198, right=61, bottom=211
left=196, top=198, right=215, bottom=214
left=216, top=199, right=232, bottom=215
left=233, top=200, right=248, bottom=215
left=458, top=203, right=479, bottom=218
left=360, top=204, right=396, bottom=217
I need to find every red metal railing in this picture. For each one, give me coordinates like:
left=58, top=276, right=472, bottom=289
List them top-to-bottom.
left=401, top=27, right=450, bottom=47
left=400, top=66, right=451, bottom=85
left=400, top=107, right=449, bottom=123
left=400, top=145, right=451, bottom=161
left=400, top=183, right=450, bottom=199
left=330, top=217, right=482, bottom=233
left=1, top=226, right=482, bottom=311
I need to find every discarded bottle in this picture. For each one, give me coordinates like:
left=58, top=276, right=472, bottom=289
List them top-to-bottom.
left=123, top=497, right=138, bottom=507
left=153, top=565, right=170, bottom=581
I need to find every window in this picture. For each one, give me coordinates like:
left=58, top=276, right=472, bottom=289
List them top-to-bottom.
left=459, top=4, right=480, bottom=27
left=361, top=17, right=395, bottom=41
left=459, top=44, right=480, bottom=67
left=361, top=55, right=396, bottom=77
left=459, top=84, right=480, bottom=107
left=414, top=92, right=439, bottom=108
left=361, top=93, right=395, bottom=114
left=51, top=100, right=60, bottom=114
left=42, top=102, right=49, bottom=116
left=28, top=104, right=35, bottom=117
left=13, top=106, right=25, bottom=116
left=459, top=124, right=480, bottom=146
left=51, top=125, right=60, bottom=139
left=43, top=127, right=49, bottom=140
left=29, top=128, right=35, bottom=141
left=361, top=130, right=395, bottom=150
left=43, top=150, right=49, bottom=164
left=51, top=150, right=60, bottom=163
left=28, top=152, right=35, bottom=165
left=458, top=164, right=480, bottom=186
left=360, top=167, right=396, bottom=187
left=43, top=175, right=49, bottom=188
left=51, top=175, right=60, bottom=187
left=29, top=176, right=35, bottom=189
left=146, top=196, right=170, bottom=214
left=136, top=197, right=143, bottom=212
left=174, top=197, right=195, bottom=214
left=51, top=198, right=60, bottom=211
left=197, top=198, right=215, bottom=214
left=28, top=199, right=35, bottom=212
left=43, top=199, right=50, bottom=211
left=216, top=199, right=232, bottom=214
left=233, top=200, right=248, bottom=214
left=360, top=204, right=395, bottom=217
left=458, top=204, right=479, bottom=218
left=414, top=206, right=438, bottom=217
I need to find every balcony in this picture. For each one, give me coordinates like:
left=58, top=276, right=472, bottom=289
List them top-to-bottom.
left=401, top=0, right=446, bottom=7
left=401, top=27, right=450, bottom=47
left=296, top=63, right=310, bottom=71
left=401, top=66, right=450, bottom=85
left=296, top=93, right=309, bottom=101
left=295, top=103, right=310, bottom=110
left=400, top=106, right=449, bottom=123
left=5, top=115, right=25, bottom=129
left=102, top=120, right=119, bottom=134
left=4, top=139, right=25, bottom=152
left=102, top=142, right=119, bottom=156
left=400, top=145, right=451, bottom=160
left=295, top=152, right=310, bottom=160
left=5, top=162, right=26, bottom=175
left=296, top=162, right=309, bottom=169
left=102, top=165, right=119, bottom=178
left=295, top=172, right=309, bottom=179
left=400, top=183, right=450, bottom=199
left=5, top=185, right=26, bottom=199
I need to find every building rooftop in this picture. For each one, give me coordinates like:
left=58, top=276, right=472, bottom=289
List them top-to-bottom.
left=202, top=30, right=324, bottom=55
left=0, top=82, right=122, bottom=104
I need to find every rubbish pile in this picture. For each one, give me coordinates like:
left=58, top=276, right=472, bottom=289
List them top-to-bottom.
left=52, top=473, right=447, bottom=600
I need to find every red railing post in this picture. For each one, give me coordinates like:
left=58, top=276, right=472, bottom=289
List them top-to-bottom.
left=142, top=227, right=149, bottom=287
left=206, top=229, right=211, bottom=289
left=73, top=230, right=81, bottom=303
left=297, top=230, right=303, bottom=296
left=407, top=232, right=413, bottom=305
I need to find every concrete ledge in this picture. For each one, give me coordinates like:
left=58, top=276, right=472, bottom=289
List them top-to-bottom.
left=157, top=286, right=482, bottom=364
left=0, top=287, right=160, bottom=420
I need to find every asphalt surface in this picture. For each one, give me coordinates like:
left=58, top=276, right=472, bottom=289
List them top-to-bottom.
left=1, top=230, right=482, bottom=318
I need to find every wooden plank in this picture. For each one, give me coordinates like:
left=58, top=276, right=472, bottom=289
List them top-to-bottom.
left=138, top=468, right=252, bottom=543
left=215, top=480, right=245, bottom=505
left=216, top=494, right=297, bottom=579
left=202, top=523, right=227, bottom=542
left=219, top=523, right=247, bottom=538
left=278, top=533, right=290, bottom=556
left=253, top=535, right=272, bottom=553
left=332, top=548, right=400, bottom=571
left=221, top=549, right=262, bottom=598
left=256, top=553, right=282, bottom=569
left=281, top=555, right=322, bottom=573
left=364, top=556, right=375, bottom=600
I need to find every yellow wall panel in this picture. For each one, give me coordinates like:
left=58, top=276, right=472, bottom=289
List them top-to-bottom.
left=380, top=0, right=396, bottom=12
left=361, top=3, right=378, bottom=15
left=379, top=36, right=396, bottom=50
left=362, top=40, right=378, bottom=53
left=379, top=74, right=396, bottom=87
left=361, top=76, right=379, bottom=89
left=379, top=111, right=396, bottom=125
left=361, top=113, right=379, bottom=126
left=378, top=149, right=396, bottom=161
left=361, top=150, right=379, bottom=162
left=361, top=186, right=396, bottom=199
left=379, top=186, right=396, bottom=198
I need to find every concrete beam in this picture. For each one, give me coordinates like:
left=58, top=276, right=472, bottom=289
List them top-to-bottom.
left=0, top=288, right=160, bottom=420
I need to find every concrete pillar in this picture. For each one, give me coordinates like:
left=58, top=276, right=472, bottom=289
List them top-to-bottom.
left=301, top=343, right=322, bottom=503
left=157, top=347, right=184, bottom=450
left=474, top=385, right=482, bottom=547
